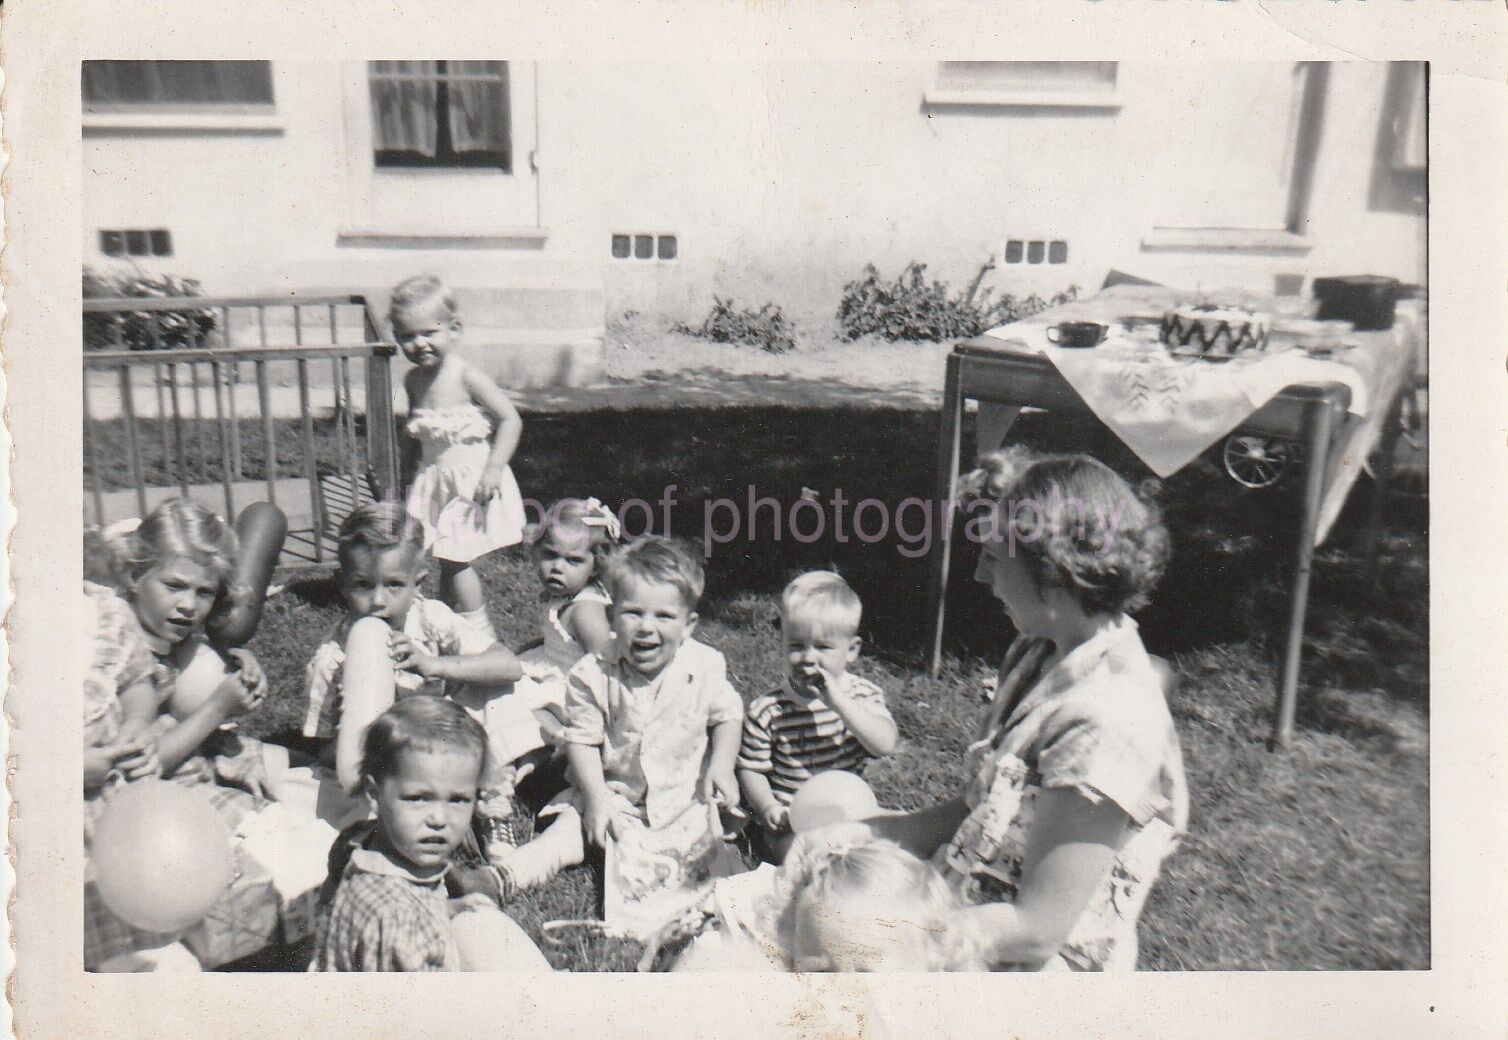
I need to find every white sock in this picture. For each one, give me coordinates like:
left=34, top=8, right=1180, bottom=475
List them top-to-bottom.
left=458, top=605, right=497, bottom=642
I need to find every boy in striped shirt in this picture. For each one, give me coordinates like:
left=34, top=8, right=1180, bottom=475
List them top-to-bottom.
left=737, top=571, right=898, bottom=863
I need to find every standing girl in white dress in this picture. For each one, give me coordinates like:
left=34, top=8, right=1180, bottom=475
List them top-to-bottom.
left=392, top=275, right=527, bottom=639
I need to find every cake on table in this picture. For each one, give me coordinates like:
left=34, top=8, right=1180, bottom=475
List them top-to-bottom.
left=1160, top=304, right=1271, bottom=358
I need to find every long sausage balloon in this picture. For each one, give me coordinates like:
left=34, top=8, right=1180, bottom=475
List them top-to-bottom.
left=207, top=501, right=287, bottom=651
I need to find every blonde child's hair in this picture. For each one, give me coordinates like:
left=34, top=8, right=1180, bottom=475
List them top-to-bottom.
left=388, top=274, right=457, bottom=325
left=107, top=497, right=240, bottom=598
left=534, top=498, right=623, bottom=574
left=337, top=501, right=426, bottom=571
left=602, top=536, right=704, bottom=611
left=781, top=570, right=861, bottom=636
left=765, top=826, right=988, bottom=971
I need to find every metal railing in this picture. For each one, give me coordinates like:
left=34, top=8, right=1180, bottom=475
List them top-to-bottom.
left=82, top=294, right=399, bottom=565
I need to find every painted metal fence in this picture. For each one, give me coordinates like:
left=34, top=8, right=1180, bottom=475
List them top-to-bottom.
left=83, top=294, right=399, bottom=565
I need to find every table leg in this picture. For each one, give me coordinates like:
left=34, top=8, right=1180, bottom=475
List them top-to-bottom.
left=926, top=354, right=965, bottom=677
left=1361, top=388, right=1406, bottom=578
left=1272, top=395, right=1342, bottom=749
left=975, top=403, right=1021, bottom=456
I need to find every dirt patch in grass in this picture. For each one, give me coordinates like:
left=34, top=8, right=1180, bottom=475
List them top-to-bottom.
left=603, top=311, right=954, bottom=401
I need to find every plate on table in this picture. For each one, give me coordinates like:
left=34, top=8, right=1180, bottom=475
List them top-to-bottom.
left=1299, top=342, right=1358, bottom=361
left=1169, top=347, right=1261, bottom=364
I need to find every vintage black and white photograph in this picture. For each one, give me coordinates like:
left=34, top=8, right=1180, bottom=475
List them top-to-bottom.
left=70, top=58, right=1433, bottom=977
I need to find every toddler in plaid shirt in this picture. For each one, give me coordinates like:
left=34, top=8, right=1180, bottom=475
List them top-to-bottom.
left=737, top=572, right=897, bottom=863
left=311, top=696, right=546, bottom=971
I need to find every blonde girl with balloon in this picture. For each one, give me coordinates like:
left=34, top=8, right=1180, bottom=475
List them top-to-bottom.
left=97, top=498, right=270, bottom=813
left=85, top=499, right=271, bottom=970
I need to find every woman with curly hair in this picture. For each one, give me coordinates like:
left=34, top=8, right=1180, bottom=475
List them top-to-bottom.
left=868, top=449, right=1189, bottom=971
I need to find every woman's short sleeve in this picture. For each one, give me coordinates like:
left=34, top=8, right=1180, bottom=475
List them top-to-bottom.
left=85, top=583, right=161, bottom=743
left=1035, top=687, right=1171, bottom=828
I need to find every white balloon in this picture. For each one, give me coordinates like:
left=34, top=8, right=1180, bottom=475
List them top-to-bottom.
left=788, top=771, right=880, bottom=834
left=92, top=781, right=233, bottom=934
left=451, top=908, right=553, bottom=972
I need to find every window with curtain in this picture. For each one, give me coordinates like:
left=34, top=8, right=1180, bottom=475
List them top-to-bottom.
left=82, top=61, right=274, bottom=111
left=368, top=61, right=511, bottom=171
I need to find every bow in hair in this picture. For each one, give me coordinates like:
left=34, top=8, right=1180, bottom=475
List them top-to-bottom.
left=579, top=497, right=623, bottom=542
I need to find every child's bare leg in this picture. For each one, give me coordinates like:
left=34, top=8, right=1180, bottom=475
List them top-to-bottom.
left=439, top=558, right=495, bottom=642
left=438, top=559, right=484, bottom=614
left=493, top=805, right=585, bottom=889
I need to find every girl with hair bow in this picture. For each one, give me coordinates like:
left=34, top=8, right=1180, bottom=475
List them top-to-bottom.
left=477, top=498, right=624, bottom=865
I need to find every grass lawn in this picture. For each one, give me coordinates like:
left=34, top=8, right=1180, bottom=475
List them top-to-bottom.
left=89, top=400, right=1429, bottom=972
left=86, top=415, right=371, bottom=493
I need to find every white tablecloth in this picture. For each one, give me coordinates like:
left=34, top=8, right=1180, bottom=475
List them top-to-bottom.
left=975, top=289, right=1420, bottom=545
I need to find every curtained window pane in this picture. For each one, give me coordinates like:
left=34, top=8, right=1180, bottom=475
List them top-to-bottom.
left=368, top=60, right=511, bottom=170
left=83, top=61, right=274, bottom=111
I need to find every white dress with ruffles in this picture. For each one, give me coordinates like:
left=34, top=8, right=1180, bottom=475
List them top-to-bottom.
left=405, top=405, right=526, bottom=563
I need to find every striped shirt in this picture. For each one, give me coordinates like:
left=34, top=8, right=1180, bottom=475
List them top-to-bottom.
left=737, top=675, right=894, bottom=804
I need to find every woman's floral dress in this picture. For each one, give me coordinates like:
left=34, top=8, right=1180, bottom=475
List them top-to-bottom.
left=934, top=617, right=1189, bottom=970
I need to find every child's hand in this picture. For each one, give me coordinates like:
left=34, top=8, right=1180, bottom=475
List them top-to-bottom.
left=473, top=465, right=508, bottom=507
left=389, top=634, right=442, bottom=678
left=215, top=649, right=267, bottom=716
left=791, top=665, right=837, bottom=702
left=536, top=703, right=570, bottom=744
left=114, top=738, right=163, bottom=781
left=84, top=739, right=162, bottom=789
left=84, top=744, right=127, bottom=789
left=702, top=766, right=739, bottom=809
left=583, top=797, right=616, bottom=848
left=760, top=803, right=790, bottom=833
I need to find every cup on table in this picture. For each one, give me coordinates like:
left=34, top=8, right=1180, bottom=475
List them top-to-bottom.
left=1046, top=321, right=1108, bottom=348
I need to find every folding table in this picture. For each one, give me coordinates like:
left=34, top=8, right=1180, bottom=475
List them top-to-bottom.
left=924, top=287, right=1420, bottom=748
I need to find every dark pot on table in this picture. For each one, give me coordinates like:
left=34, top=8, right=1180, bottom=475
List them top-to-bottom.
left=1311, top=275, right=1403, bottom=331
